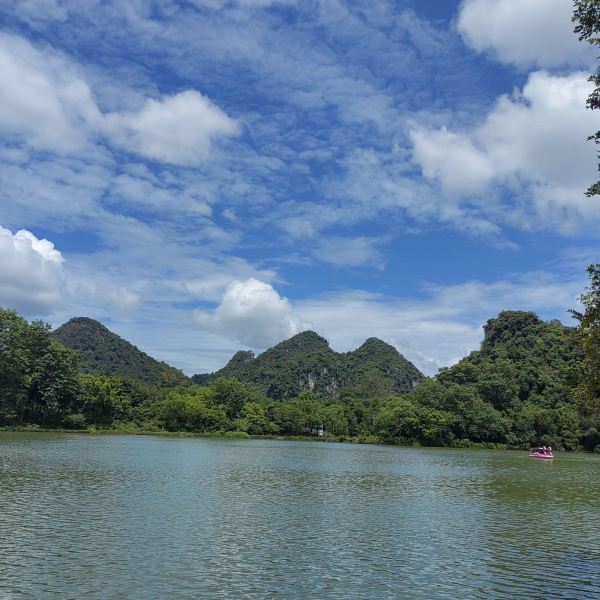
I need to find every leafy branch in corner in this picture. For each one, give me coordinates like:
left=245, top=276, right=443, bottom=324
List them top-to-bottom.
left=573, top=0, right=600, bottom=196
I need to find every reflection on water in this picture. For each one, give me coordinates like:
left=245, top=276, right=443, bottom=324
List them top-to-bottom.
left=0, top=433, right=598, bottom=599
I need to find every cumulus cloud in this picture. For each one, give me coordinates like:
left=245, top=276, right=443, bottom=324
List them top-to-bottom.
left=457, top=0, right=592, bottom=69
left=0, top=32, right=101, bottom=152
left=0, top=33, right=238, bottom=164
left=410, top=71, right=600, bottom=231
left=105, top=91, right=239, bottom=165
left=410, top=127, right=495, bottom=196
left=0, top=225, right=67, bottom=315
left=193, top=278, right=306, bottom=347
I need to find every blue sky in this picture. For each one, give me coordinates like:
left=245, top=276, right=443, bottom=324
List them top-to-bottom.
left=0, top=0, right=598, bottom=375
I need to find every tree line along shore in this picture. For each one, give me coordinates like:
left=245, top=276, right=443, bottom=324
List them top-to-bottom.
left=1, top=265, right=598, bottom=451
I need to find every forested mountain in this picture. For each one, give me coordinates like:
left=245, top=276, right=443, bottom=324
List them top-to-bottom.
left=375, top=310, right=587, bottom=449
left=437, top=311, right=581, bottom=405
left=53, top=317, right=189, bottom=387
left=192, top=330, right=425, bottom=399
left=346, top=337, right=424, bottom=397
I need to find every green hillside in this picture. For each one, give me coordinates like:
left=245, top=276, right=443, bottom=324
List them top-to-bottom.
left=376, top=310, right=587, bottom=449
left=436, top=311, right=581, bottom=408
left=53, top=317, right=189, bottom=387
left=192, top=330, right=425, bottom=399
left=345, top=337, right=424, bottom=397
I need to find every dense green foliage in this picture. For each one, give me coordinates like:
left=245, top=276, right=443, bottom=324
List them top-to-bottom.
left=573, top=0, right=600, bottom=196
left=570, top=264, right=600, bottom=449
left=1, top=299, right=599, bottom=451
left=0, top=310, right=79, bottom=426
left=414, top=311, right=584, bottom=450
left=53, top=317, right=189, bottom=386
left=192, top=330, right=424, bottom=399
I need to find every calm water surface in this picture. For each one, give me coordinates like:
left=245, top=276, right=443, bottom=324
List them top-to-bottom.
left=0, top=433, right=598, bottom=599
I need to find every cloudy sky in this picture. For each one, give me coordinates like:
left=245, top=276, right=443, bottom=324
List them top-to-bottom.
left=1, top=0, right=598, bottom=375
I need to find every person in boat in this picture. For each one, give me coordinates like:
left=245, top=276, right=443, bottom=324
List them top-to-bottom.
left=547, top=446, right=552, bottom=454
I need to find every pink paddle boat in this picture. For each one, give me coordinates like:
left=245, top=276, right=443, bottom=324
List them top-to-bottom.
left=529, top=446, right=554, bottom=459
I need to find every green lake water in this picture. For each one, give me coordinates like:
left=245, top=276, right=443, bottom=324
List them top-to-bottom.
left=0, top=433, right=598, bottom=599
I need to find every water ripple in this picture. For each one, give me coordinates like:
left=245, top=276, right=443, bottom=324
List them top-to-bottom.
left=0, top=434, right=598, bottom=599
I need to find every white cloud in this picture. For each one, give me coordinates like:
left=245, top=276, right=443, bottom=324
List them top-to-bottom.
left=457, top=0, right=592, bottom=69
left=0, top=32, right=101, bottom=153
left=0, top=33, right=238, bottom=165
left=410, top=71, right=600, bottom=231
left=104, top=91, right=240, bottom=165
left=410, top=127, right=495, bottom=196
left=293, top=147, right=507, bottom=242
left=111, top=171, right=213, bottom=215
left=222, top=208, right=237, bottom=221
left=280, top=217, right=318, bottom=239
left=0, top=226, right=67, bottom=315
left=314, top=236, right=384, bottom=269
left=182, top=268, right=272, bottom=303
left=193, top=277, right=306, bottom=347
left=106, top=288, right=141, bottom=316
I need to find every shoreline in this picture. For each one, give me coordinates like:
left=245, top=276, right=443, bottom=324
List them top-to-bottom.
left=0, top=426, right=372, bottom=444
left=3, top=426, right=593, bottom=452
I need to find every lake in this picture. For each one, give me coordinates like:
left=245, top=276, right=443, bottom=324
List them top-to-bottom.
left=0, top=433, right=598, bottom=599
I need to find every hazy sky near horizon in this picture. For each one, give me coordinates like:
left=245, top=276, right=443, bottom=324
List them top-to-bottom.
left=0, top=0, right=598, bottom=375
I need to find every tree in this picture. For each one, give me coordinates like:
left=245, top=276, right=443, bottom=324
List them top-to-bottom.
left=573, top=0, right=600, bottom=196
left=570, top=264, right=600, bottom=424
left=0, top=310, right=31, bottom=424
left=0, top=311, right=79, bottom=426
left=27, top=337, right=79, bottom=426
left=476, top=359, right=519, bottom=411
left=347, top=368, right=394, bottom=400
left=76, top=374, right=157, bottom=427
left=77, top=375, right=114, bottom=426
left=208, top=377, right=263, bottom=419
left=443, top=385, right=507, bottom=443
left=159, top=389, right=227, bottom=432
left=270, top=396, right=322, bottom=435
left=374, top=397, right=422, bottom=444
left=239, top=401, right=272, bottom=434
left=272, top=401, right=309, bottom=435
left=322, top=403, right=348, bottom=436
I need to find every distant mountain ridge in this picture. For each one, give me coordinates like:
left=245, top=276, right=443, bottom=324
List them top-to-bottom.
left=53, top=317, right=189, bottom=386
left=192, top=330, right=425, bottom=399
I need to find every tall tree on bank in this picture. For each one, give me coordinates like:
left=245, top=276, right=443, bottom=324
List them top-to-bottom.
left=573, top=0, right=600, bottom=196
left=570, top=265, right=600, bottom=431
left=0, top=309, right=79, bottom=425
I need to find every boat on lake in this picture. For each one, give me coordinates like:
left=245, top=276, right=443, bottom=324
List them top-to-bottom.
left=529, top=447, right=554, bottom=459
